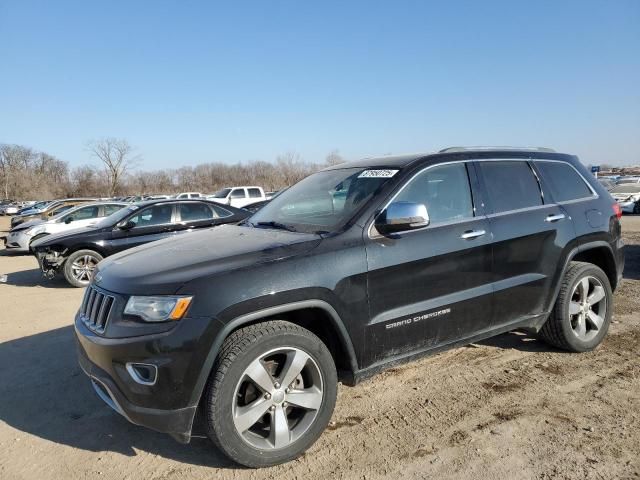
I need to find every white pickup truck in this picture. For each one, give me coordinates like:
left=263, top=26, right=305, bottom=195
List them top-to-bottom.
left=207, top=186, right=269, bottom=208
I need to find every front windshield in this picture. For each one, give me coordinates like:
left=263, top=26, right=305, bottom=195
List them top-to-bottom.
left=249, top=167, right=399, bottom=233
left=611, top=185, right=640, bottom=194
left=212, top=188, right=231, bottom=198
left=93, top=204, right=140, bottom=228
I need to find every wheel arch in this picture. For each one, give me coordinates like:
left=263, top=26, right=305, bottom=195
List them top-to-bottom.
left=544, top=241, right=618, bottom=322
left=571, top=242, right=618, bottom=291
left=189, top=300, right=359, bottom=407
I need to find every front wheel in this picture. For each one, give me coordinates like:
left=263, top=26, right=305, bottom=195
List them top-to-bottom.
left=633, top=202, right=640, bottom=214
left=63, top=249, right=103, bottom=287
left=539, top=261, right=612, bottom=352
left=204, top=320, right=337, bottom=468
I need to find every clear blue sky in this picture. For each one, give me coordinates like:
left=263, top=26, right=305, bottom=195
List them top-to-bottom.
left=1, top=0, right=639, bottom=169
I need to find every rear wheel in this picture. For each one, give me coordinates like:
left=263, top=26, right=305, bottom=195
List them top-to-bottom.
left=633, top=202, right=640, bottom=214
left=63, top=249, right=103, bottom=287
left=539, top=261, right=612, bottom=352
left=204, top=320, right=337, bottom=468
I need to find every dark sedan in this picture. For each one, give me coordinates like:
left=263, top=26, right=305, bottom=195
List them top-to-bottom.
left=31, top=199, right=249, bottom=287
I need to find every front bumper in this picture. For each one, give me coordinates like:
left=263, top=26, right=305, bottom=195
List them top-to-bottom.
left=3, top=229, right=32, bottom=251
left=74, top=304, right=215, bottom=442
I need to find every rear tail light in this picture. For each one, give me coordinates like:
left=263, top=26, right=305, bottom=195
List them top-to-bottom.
left=612, top=203, right=622, bottom=219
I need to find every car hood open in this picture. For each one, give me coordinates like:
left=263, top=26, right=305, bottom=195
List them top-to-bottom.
left=94, top=225, right=322, bottom=294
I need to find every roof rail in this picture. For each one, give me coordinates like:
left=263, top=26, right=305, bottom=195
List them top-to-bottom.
left=439, top=146, right=556, bottom=153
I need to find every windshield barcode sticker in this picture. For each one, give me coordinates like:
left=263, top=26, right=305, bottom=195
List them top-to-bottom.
left=358, top=169, right=399, bottom=178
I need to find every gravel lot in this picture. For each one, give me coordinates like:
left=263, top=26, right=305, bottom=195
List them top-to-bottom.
left=1, top=215, right=639, bottom=480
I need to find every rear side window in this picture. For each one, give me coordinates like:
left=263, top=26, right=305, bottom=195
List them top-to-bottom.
left=478, top=161, right=542, bottom=213
left=534, top=161, right=593, bottom=202
left=394, top=163, right=474, bottom=224
left=248, top=188, right=262, bottom=198
left=178, top=203, right=216, bottom=221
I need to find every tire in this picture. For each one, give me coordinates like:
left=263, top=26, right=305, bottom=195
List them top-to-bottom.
left=634, top=202, right=640, bottom=215
left=63, top=249, right=103, bottom=288
left=539, top=261, right=612, bottom=352
left=204, top=320, right=337, bottom=468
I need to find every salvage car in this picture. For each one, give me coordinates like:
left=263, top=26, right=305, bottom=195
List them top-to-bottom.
left=73, top=147, right=623, bottom=467
left=610, top=183, right=640, bottom=214
left=31, top=199, right=249, bottom=287
left=4, top=201, right=127, bottom=252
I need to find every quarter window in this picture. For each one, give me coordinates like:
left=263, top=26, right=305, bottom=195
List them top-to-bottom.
left=478, top=161, right=542, bottom=213
left=534, top=161, right=593, bottom=202
left=394, top=163, right=474, bottom=224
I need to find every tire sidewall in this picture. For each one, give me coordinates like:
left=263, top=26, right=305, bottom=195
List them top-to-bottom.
left=63, top=249, right=103, bottom=288
left=558, top=265, right=613, bottom=352
left=209, top=329, right=337, bottom=467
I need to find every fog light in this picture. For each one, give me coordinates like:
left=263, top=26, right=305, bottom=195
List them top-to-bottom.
left=126, top=363, right=158, bottom=386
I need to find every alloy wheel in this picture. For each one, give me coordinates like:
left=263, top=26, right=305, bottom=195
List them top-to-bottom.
left=71, top=255, right=99, bottom=283
left=569, top=276, right=607, bottom=342
left=232, top=347, right=324, bottom=450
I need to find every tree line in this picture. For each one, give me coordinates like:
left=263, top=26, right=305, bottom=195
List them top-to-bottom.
left=0, top=139, right=345, bottom=200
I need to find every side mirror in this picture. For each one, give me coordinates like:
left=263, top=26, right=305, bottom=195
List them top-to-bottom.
left=375, top=201, right=429, bottom=234
left=64, top=216, right=73, bottom=224
left=117, top=220, right=136, bottom=230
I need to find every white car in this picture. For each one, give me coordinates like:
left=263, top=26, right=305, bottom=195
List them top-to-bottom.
left=611, top=184, right=640, bottom=214
left=208, top=186, right=269, bottom=208
left=3, top=201, right=127, bottom=252
left=1, top=204, right=21, bottom=215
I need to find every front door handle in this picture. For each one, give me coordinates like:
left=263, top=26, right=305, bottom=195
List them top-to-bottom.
left=545, top=213, right=566, bottom=223
left=460, top=229, right=486, bottom=240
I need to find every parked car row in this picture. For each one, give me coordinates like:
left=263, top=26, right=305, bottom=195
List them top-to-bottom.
left=594, top=175, right=640, bottom=213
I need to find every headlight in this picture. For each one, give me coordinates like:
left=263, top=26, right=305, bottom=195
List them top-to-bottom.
left=124, top=296, right=193, bottom=322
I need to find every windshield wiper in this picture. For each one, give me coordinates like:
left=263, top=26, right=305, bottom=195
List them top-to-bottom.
left=255, top=221, right=297, bottom=232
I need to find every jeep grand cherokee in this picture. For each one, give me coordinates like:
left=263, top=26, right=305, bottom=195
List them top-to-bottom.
left=74, top=147, right=624, bottom=467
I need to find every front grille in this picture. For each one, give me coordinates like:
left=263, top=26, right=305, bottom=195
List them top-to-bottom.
left=79, top=286, right=115, bottom=334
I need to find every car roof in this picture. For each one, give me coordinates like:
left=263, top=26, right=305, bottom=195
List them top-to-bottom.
left=323, top=147, right=575, bottom=171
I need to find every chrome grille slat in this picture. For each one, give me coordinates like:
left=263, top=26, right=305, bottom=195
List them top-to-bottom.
left=80, top=286, right=115, bottom=334
left=80, top=288, right=90, bottom=315
left=85, top=288, right=97, bottom=317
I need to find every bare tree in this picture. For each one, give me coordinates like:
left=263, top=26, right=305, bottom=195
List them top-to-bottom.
left=87, top=138, right=139, bottom=196
left=325, top=149, right=345, bottom=166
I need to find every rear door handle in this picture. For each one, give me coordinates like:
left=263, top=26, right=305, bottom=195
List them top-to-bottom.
left=545, top=213, right=566, bottom=223
left=460, top=229, right=486, bottom=240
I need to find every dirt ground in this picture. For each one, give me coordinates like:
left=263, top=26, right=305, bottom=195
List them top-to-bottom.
left=0, top=215, right=639, bottom=480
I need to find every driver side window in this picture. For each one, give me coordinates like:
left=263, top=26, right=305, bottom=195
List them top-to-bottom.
left=394, top=163, right=474, bottom=224
left=128, top=204, right=174, bottom=228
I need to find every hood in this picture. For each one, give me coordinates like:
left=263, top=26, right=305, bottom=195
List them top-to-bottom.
left=10, top=219, right=46, bottom=232
left=30, top=224, right=104, bottom=249
left=95, top=225, right=322, bottom=294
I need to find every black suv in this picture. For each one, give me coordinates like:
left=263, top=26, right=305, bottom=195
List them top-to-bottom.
left=74, top=148, right=624, bottom=468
